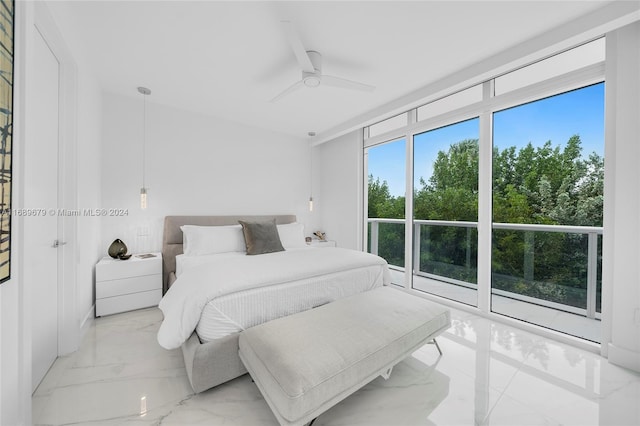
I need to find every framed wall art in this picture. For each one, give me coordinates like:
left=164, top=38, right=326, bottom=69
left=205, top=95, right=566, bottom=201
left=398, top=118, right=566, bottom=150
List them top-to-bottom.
left=0, top=0, right=14, bottom=283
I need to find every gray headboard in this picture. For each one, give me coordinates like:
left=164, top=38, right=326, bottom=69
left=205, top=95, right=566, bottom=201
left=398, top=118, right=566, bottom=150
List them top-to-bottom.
left=162, top=215, right=297, bottom=293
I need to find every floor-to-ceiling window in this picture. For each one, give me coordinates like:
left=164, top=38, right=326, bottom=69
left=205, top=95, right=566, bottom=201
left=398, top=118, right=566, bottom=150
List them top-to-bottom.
left=363, top=38, right=604, bottom=342
left=491, top=83, right=604, bottom=341
left=413, top=118, right=479, bottom=306
left=366, top=135, right=406, bottom=286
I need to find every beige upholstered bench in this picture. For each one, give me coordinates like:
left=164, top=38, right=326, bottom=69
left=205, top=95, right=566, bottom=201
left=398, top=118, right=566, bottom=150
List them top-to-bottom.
left=238, top=286, right=451, bottom=426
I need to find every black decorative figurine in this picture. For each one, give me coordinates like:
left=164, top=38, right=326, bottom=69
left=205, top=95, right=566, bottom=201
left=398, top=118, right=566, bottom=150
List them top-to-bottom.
left=108, top=239, right=128, bottom=259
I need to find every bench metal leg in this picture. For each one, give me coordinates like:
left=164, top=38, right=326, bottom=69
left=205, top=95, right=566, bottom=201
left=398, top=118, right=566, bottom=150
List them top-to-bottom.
left=429, top=338, right=443, bottom=356
left=380, top=366, right=394, bottom=380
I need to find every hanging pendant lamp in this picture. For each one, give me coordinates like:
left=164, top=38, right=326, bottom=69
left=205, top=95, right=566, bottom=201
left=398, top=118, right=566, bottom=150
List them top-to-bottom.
left=138, top=87, right=151, bottom=209
left=308, top=131, right=315, bottom=212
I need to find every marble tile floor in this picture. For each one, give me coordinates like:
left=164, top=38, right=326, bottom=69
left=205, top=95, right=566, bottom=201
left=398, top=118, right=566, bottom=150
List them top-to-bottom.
left=407, top=273, right=601, bottom=342
left=33, top=305, right=640, bottom=426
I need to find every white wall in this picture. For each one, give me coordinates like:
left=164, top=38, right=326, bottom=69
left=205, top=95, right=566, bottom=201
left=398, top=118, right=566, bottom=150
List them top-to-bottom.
left=31, top=0, right=103, bottom=354
left=47, top=0, right=104, bottom=336
left=0, top=1, right=103, bottom=423
left=1, top=2, right=34, bottom=423
left=603, top=20, right=640, bottom=372
left=75, top=68, right=103, bottom=333
left=101, top=93, right=312, bottom=254
left=315, top=130, right=363, bottom=249
left=0, top=276, right=25, bottom=426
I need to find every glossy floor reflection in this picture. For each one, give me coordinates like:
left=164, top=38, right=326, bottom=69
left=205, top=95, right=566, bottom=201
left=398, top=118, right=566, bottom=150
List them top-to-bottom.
left=391, top=273, right=601, bottom=343
left=33, top=305, right=640, bottom=425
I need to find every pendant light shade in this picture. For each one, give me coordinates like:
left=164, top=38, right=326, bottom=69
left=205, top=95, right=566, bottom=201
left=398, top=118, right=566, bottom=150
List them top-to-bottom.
left=138, top=86, right=151, bottom=209
left=308, top=131, right=315, bottom=212
left=140, top=188, right=147, bottom=209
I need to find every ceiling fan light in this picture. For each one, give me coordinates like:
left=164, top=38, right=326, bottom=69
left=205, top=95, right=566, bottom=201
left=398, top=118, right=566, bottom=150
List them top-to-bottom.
left=273, top=24, right=375, bottom=102
left=303, top=76, right=321, bottom=88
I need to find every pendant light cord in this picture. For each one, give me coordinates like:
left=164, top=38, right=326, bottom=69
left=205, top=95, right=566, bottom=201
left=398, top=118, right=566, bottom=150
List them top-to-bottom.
left=138, top=86, right=151, bottom=190
left=138, top=87, right=151, bottom=209
left=142, top=92, right=146, bottom=189
left=308, top=131, right=315, bottom=212
left=309, top=139, right=312, bottom=199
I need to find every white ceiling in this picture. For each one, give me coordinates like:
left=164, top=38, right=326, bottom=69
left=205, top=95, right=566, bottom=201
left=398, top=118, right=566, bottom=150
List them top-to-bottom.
left=48, top=1, right=614, bottom=139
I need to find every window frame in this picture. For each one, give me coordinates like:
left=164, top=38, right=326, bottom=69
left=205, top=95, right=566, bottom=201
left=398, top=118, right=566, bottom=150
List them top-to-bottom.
left=363, top=41, right=605, bottom=321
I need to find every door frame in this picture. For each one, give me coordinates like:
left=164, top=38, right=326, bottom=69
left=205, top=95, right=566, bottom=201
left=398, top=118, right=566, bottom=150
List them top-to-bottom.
left=9, top=0, right=78, bottom=419
left=20, top=0, right=78, bottom=392
left=32, top=0, right=78, bottom=358
left=34, top=0, right=79, bottom=358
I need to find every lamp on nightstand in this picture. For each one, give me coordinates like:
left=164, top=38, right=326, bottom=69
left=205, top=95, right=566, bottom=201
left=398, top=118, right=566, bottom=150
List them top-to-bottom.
left=138, top=86, right=151, bottom=209
left=308, top=131, right=315, bottom=212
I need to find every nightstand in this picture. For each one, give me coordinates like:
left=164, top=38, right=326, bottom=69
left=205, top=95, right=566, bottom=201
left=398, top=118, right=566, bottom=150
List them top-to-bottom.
left=308, top=239, right=337, bottom=248
left=95, top=253, right=162, bottom=317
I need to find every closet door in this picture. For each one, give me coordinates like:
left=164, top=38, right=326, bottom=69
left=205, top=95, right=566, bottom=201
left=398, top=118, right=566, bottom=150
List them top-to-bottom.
left=28, top=26, right=61, bottom=392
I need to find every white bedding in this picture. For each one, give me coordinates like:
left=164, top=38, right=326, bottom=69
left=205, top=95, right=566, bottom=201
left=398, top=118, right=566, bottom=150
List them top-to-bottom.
left=158, top=248, right=390, bottom=350
left=180, top=250, right=384, bottom=341
left=176, top=252, right=245, bottom=277
left=196, top=264, right=385, bottom=341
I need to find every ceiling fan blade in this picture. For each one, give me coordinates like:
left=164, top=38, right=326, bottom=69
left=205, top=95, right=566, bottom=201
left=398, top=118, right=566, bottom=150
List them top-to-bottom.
left=281, top=21, right=315, bottom=73
left=322, top=75, right=376, bottom=92
left=270, top=80, right=304, bottom=103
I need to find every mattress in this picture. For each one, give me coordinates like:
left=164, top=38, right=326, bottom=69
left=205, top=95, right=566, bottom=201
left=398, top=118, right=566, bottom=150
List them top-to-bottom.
left=173, top=249, right=387, bottom=343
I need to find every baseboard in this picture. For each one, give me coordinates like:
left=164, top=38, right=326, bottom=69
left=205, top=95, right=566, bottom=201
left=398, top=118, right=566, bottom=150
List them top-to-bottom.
left=79, top=304, right=95, bottom=340
left=607, top=343, right=640, bottom=373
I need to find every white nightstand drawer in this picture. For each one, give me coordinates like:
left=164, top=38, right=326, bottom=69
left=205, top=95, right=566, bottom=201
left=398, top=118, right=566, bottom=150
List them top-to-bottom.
left=308, top=240, right=337, bottom=248
left=95, top=253, right=163, bottom=317
left=96, top=255, right=162, bottom=281
left=96, top=274, right=161, bottom=299
left=96, top=289, right=162, bottom=317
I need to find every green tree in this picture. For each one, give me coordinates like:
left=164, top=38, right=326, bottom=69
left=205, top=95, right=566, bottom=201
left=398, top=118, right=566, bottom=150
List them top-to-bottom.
left=368, top=134, right=604, bottom=308
left=490, top=135, right=603, bottom=306
left=415, top=139, right=478, bottom=222
left=429, top=139, right=479, bottom=193
left=367, top=175, right=391, bottom=218
left=367, top=175, right=404, bottom=265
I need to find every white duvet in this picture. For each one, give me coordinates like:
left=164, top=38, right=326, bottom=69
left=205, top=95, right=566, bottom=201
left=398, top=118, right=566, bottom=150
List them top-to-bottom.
left=157, top=248, right=390, bottom=349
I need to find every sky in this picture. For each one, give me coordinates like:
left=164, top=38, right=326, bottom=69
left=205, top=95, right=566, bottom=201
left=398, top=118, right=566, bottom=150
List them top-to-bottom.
left=368, top=83, right=605, bottom=197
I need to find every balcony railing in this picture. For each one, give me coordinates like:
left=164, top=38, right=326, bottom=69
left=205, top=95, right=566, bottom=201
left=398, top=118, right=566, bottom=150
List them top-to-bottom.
left=368, top=218, right=603, bottom=319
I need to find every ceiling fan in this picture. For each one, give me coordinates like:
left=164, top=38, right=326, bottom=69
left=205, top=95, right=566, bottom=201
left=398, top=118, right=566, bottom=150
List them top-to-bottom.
left=271, top=21, right=376, bottom=103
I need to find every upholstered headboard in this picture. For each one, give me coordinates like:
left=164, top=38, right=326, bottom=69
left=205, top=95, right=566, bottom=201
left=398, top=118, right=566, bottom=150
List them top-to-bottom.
left=161, top=215, right=297, bottom=293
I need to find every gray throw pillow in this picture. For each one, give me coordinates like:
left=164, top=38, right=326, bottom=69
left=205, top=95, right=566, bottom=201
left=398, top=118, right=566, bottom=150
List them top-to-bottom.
left=238, top=219, right=285, bottom=255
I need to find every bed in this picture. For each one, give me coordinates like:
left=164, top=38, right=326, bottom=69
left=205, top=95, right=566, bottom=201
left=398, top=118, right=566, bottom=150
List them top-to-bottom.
left=159, top=215, right=391, bottom=393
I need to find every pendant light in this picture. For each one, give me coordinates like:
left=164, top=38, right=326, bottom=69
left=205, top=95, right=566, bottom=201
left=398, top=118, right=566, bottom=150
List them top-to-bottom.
left=138, top=87, right=151, bottom=209
left=308, top=131, right=315, bottom=212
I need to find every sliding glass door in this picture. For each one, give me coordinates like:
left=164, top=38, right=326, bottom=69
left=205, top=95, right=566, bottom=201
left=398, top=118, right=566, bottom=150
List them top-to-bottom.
left=362, top=38, right=605, bottom=342
left=491, top=83, right=604, bottom=341
left=413, top=118, right=479, bottom=306
left=365, top=138, right=406, bottom=286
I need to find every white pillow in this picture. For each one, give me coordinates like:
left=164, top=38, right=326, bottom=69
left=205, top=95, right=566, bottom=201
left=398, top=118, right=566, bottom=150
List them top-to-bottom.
left=277, top=222, right=307, bottom=249
left=180, top=225, right=246, bottom=256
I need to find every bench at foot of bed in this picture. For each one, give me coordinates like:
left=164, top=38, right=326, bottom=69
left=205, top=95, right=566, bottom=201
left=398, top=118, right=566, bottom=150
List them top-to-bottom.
left=238, top=286, right=451, bottom=426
